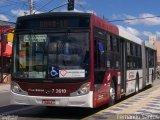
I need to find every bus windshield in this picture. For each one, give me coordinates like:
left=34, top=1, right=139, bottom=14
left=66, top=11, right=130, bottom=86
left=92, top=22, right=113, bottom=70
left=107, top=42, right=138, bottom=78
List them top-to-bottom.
left=13, top=32, right=89, bottom=79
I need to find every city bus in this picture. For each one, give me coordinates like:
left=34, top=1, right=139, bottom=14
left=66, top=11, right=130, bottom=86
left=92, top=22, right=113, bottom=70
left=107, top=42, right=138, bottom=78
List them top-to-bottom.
left=11, top=12, right=156, bottom=108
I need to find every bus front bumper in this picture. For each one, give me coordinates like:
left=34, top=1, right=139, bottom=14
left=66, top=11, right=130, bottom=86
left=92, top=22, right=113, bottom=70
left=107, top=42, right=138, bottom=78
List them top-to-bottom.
left=10, top=91, right=93, bottom=108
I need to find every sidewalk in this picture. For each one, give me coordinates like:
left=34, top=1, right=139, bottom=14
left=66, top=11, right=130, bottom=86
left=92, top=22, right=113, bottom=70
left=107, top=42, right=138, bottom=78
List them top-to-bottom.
left=84, top=80, right=160, bottom=120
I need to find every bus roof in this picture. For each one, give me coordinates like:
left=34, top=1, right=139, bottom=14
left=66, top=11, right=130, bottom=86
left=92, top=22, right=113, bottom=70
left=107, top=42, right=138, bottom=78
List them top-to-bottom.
left=17, top=12, right=91, bottom=21
left=91, top=14, right=119, bottom=35
left=118, top=26, right=142, bottom=45
left=145, top=41, right=156, bottom=50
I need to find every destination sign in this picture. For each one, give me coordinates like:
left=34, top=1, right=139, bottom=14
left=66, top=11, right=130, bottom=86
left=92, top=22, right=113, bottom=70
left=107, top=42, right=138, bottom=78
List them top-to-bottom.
left=17, top=16, right=90, bottom=29
left=23, top=34, right=47, bottom=42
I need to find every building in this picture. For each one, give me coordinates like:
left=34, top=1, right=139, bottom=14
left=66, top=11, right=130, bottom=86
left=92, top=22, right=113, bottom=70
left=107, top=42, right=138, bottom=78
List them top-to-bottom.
left=0, top=20, right=15, bottom=82
left=149, top=35, right=160, bottom=66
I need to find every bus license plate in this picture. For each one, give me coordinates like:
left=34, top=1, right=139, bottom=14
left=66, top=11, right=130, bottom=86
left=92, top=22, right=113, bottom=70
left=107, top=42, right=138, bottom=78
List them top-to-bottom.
left=42, top=99, right=55, bottom=105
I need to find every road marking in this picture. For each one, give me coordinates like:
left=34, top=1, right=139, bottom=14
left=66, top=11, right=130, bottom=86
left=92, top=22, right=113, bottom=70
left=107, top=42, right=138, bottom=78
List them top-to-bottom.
left=83, top=83, right=160, bottom=120
left=118, top=88, right=160, bottom=114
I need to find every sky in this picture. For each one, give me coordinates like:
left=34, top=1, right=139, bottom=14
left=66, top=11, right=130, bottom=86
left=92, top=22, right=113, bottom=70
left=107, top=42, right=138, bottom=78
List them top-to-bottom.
left=0, top=0, right=160, bottom=40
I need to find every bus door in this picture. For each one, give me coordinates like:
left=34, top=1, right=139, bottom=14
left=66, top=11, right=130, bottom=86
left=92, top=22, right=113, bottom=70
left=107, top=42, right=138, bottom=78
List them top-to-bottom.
left=94, top=28, right=106, bottom=90
left=94, top=39, right=106, bottom=88
left=120, top=39, right=126, bottom=95
left=146, top=48, right=149, bottom=83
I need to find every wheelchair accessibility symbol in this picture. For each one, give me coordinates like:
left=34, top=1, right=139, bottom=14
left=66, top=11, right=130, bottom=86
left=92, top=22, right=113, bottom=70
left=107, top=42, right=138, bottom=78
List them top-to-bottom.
left=49, top=66, right=59, bottom=78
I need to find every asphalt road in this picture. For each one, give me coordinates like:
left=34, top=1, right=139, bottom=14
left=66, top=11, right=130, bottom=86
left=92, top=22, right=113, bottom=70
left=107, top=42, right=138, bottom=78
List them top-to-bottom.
left=0, top=79, right=160, bottom=120
left=0, top=91, right=10, bottom=107
left=0, top=105, right=105, bottom=120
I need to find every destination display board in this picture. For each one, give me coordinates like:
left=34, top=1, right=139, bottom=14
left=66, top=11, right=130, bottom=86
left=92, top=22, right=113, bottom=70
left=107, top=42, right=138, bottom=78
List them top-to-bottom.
left=16, top=16, right=90, bottom=30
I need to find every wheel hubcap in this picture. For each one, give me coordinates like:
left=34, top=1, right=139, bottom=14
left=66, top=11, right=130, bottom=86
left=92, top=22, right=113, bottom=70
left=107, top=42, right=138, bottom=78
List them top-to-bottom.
left=136, top=83, right=138, bottom=92
left=110, top=87, right=115, bottom=100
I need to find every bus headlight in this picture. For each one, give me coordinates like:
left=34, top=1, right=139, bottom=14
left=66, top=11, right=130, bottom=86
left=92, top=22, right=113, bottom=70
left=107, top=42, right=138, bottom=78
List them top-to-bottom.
left=11, top=82, right=28, bottom=95
left=70, top=82, right=90, bottom=96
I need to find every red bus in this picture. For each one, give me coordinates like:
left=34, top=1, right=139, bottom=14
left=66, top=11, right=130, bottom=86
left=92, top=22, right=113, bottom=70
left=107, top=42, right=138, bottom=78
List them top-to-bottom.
left=11, top=12, right=156, bottom=108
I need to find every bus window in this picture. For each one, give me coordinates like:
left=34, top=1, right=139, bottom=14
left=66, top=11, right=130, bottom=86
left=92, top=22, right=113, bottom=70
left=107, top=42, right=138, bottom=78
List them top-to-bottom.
left=48, top=32, right=89, bottom=75
left=13, top=33, right=90, bottom=79
left=107, top=34, right=111, bottom=51
left=110, top=35, right=113, bottom=51
left=113, top=37, right=117, bottom=52
left=116, top=38, right=120, bottom=53
left=94, top=40, right=105, bottom=69
left=98, top=42, right=104, bottom=54
left=127, top=42, right=131, bottom=55
left=130, top=43, right=136, bottom=56
left=149, top=50, right=154, bottom=67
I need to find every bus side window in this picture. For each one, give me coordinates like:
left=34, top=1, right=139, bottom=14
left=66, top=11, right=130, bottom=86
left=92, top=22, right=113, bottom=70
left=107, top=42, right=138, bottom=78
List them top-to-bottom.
left=107, top=34, right=111, bottom=51
left=113, top=37, right=117, bottom=52
left=94, top=40, right=105, bottom=69
left=127, top=42, right=131, bottom=55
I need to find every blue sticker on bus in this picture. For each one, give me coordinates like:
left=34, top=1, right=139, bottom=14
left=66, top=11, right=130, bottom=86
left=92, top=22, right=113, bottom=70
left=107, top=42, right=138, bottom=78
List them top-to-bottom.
left=98, top=42, right=104, bottom=53
left=49, top=66, right=59, bottom=78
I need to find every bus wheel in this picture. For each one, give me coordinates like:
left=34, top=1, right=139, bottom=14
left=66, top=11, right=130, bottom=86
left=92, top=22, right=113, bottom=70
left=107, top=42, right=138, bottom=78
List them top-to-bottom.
left=135, top=75, right=139, bottom=93
left=109, top=80, right=116, bottom=106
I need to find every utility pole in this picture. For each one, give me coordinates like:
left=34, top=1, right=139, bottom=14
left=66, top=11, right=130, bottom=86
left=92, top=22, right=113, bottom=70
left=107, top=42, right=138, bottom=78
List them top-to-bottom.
left=29, top=0, right=33, bottom=15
